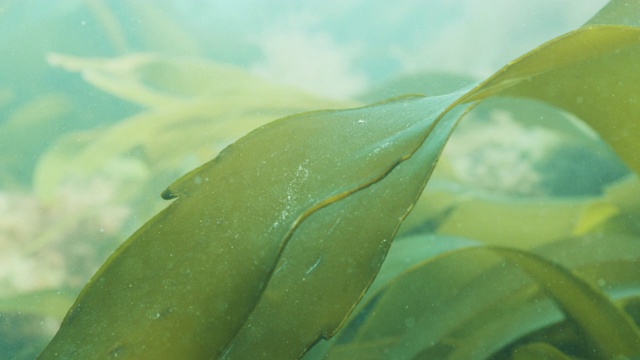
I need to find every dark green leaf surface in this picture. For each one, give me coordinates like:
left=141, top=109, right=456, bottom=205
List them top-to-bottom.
left=585, top=0, right=640, bottom=27
left=39, top=91, right=471, bottom=359
left=220, top=102, right=470, bottom=359
left=315, top=233, right=640, bottom=360
left=493, top=246, right=640, bottom=358
left=510, top=343, right=573, bottom=360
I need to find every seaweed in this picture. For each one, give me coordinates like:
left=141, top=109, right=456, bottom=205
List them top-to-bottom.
left=1, top=1, right=639, bottom=359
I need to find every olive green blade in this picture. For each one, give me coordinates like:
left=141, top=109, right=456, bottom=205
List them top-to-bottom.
left=38, top=1, right=640, bottom=359
left=463, top=25, right=640, bottom=174
left=38, top=91, right=470, bottom=359
left=219, top=100, right=470, bottom=359
left=316, top=234, right=640, bottom=360
left=492, top=246, right=640, bottom=358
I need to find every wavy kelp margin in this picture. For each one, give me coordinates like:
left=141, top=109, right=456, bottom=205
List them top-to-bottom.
left=39, top=3, right=640, bottom=360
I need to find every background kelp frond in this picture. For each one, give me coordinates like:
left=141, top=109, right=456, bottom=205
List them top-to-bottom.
left=34, top=53, right=355, bottom=222
left=316, top=235, right=640, bottom=359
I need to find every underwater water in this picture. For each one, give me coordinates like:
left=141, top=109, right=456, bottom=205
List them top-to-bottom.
left=3, top=0, right=640, bottom=359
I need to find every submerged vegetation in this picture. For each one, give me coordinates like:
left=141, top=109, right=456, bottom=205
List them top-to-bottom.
left=1, top=0, right=639, bottom=359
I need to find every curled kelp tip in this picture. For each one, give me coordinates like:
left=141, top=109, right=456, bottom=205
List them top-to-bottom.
left=160, top=188, right=177, bottom=200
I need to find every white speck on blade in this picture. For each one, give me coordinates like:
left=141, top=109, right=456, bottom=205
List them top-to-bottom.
left=373, top=142, right=391, bottom=154
left=273, top=159, right=311, bottom=229
left=295, top=159, right=310, bottom=181
left=327, top=216, right=342, bottom=235
left=305, top=256, right=322, bottom=275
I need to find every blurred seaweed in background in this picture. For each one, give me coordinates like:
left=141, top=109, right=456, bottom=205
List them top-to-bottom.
left=1, top=0, right=639, bottom=359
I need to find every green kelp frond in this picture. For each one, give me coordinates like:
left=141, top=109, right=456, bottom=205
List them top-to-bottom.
left=38, top=1, right=640, bottom=359
left=316, top=234, right=640, bottom=359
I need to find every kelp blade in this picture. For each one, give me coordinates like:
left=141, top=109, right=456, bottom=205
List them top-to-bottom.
left=585, top=0, right=640, bottom=27
left=39, top=4, right=640, bottom=360
left=463, top=25, right=640, bottom=175
left=38, top=91, right=470, bottom=359
left=220, top=101, right=470, bottom=358
left=317, top=234, right=640, bottom=360
left=321, top=245, right=552, bottom=359
left=492, top=246, right=640, bottom=358
left=511, top=343, right=573, bottom=360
